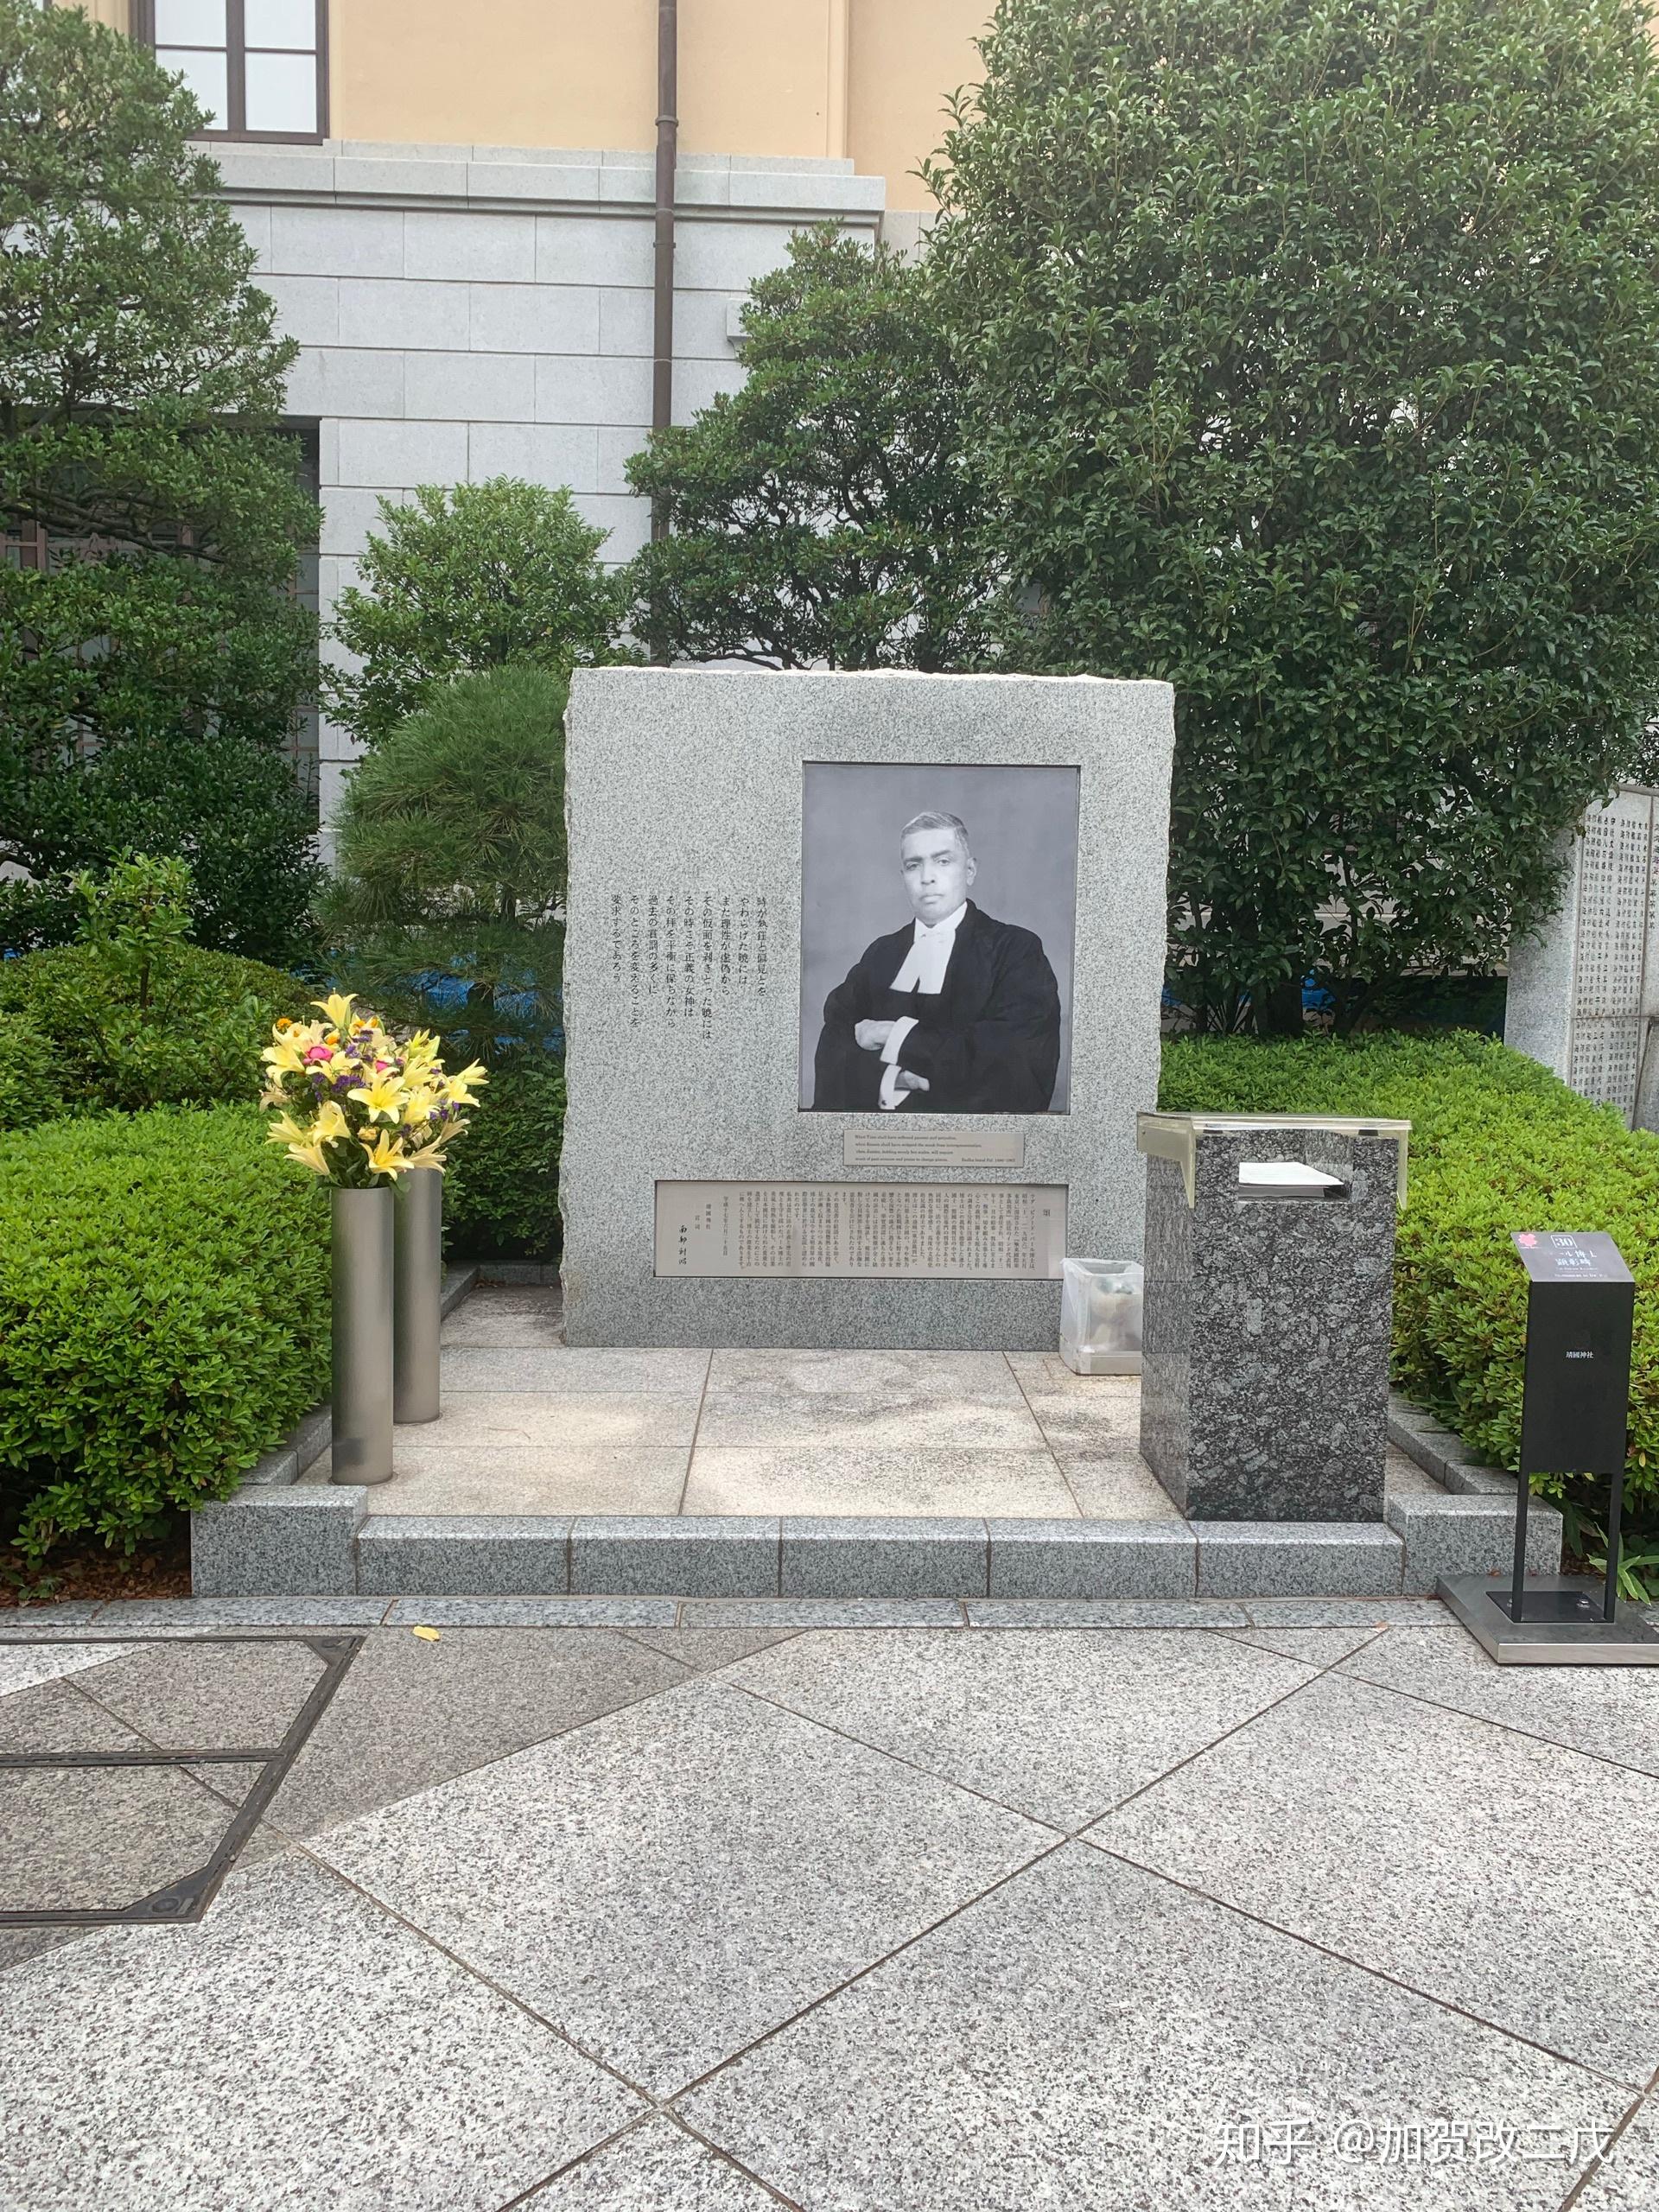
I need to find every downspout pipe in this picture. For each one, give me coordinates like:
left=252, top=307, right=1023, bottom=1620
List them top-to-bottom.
left=651, top=0, right=678, bottom=548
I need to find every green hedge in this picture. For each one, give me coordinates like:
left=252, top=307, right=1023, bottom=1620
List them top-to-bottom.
left=0, top=940, right=310, bottom=1123
left=1160, top=1033, right=1659, bottom=1509
left=442, top=1058, right=565, bottom=1261
left=0, top=1106, right=330, bottom=1561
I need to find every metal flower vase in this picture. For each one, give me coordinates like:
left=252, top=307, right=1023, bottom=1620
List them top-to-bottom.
left=393, top=1166, right=442, bottom=1424
left=331, top=1185, right=394, bottom=1484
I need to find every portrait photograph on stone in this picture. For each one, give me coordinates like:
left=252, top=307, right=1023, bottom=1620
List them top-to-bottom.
left=800, top=763, right=1080, bottom=1116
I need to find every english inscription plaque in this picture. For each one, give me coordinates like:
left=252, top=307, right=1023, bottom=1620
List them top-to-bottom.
left=842, top=1127, right=1026, bottom=1169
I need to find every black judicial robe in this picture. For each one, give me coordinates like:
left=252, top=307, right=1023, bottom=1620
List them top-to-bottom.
left=811, top=901, right=1062, bottom=1114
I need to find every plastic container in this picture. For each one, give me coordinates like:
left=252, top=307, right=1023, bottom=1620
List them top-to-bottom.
left=1059, top=1257, right=1143, bottom=1376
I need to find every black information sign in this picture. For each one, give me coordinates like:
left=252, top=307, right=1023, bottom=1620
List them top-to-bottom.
left=1505, top=1231, right=1636, bottom=1626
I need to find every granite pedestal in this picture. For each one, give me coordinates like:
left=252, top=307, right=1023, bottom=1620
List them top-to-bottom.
left=1137, top=1115, right=1408, bottom=1522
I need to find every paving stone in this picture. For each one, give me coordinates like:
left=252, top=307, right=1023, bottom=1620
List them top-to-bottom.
left=441, top=1289, right=567, bottom=1348
left=440, top=1345, right=709, bottom=1395
left=697, top=1350, right=1044, bottom=1450
left=1006, top=1353, right=1143, bottom=1450
left=392, top=1391, right=701, bottom=1449
left=683, top=1446, right=1077, bottom=1520
left=364, top=1447, right=690, bottom=1516
left=1055, top=1452, right=1183, bottom=1521
left=191, top=1490, right=367, bottom=1599
left=357, top=1514, right=572, bottom=1594
left=571, top=1516, right=779, bottom=1598
left=780, top=1516, right=987, bottom=1599
left=986, top=1518, right=1196, bottom=1599
left=1195, top=1522, right=1403, bottom=1598
left=381, top=1596, right=679, bottom=1627
left=1243, top=1598, right=1451, bottom=1627
left=86, top=1599, right=391, bottom=1630
left=680, top=1599, right=965, bottom=1629
left=966, top=1599, right=1251, bottom=1628
left=0, top=1605, right=106, bottom=1633
left=1338, top=1625, right=1659, bottom=1776
left=261, top=1626, right=686, bottom=1840
left=618, top=1626, right=802, bottom=1673
left=1224, top=1626, right=1388, bottom=1667
left=729, top=1627, right=1315, bottom=1829
left=77, top=1637, right=331, bottom=1751
left=0, top=1643, right=134, bottom=1698
left=1095, top=1671, right=1659, bottom=2082
left=315, top=1675, right=1046, bottom=2095
left=0, top=1676, right=143, bottom=1756
left=1, top=1760, right=252, bottom=1914
left=683, top=1844, right=1620, bottom=2212
left=0, top=1854, right=641, bottom=2210
left=1572, top=2106, right=1659, bottom=2209
left=526, top=2118, right=782, bottom=2209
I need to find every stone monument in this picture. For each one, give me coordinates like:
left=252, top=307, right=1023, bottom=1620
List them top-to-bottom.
left=561, top=667, right=1174, bottom=1349
left=1505, top=783, right=1659, bottom=1129
left=1136, top=1113, right=1408, bottom=1519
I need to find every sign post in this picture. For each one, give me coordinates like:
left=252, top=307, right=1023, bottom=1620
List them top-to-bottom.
left=1438, top=1231, right=1658, bottom=1664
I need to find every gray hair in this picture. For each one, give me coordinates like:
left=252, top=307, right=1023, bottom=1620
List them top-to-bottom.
left=899, top=810, right=972, bottom=860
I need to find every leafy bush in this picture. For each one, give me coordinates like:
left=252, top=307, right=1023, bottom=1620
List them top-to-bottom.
left=929, top=0, right=1659, bottom=1030
left=625, top=227, right=997, bottom=671
left=327, top=479, right=628, bottom=750
left=319, top=665, right=565, bottom=1066
left=0, top=855, right=309, bottom=1114
left=0, top=1013, right=67, bottom=1133
left=1159, top=1033, right=1659, bottom=1510
left=442, top=1058, right=565, bottom=1260
left=0, top=1106, right=329, bottom=1562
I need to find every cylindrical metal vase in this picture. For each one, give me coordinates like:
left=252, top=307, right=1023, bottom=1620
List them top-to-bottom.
left=393, top=1166, right=442, bottom=1424
left=332, top=1185, right=394, bottom=1484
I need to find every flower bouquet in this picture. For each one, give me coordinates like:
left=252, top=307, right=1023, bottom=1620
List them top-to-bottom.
left=261, top=993, right=486, bottom=1186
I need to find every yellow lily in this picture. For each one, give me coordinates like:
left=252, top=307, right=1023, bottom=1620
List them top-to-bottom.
left=313, top=991, right=357, bottom=1030
left=262, top=1032, right=312, bottom=1077
left=444, top=1061, right=489, bottom=1107
left=348, top=1072, right=406, bottom=1122
left=400, top=1086, right=441, bottom=1127
left=314, top=1098, right=351, bottom=1143
left=265, top=1112, right=311, bottom=1150
left=359, top=1128, right=404, bottom=1178
left=285, top=1135, right=330, bottom=1176
left=402, top=1141, right=450, bottom=1172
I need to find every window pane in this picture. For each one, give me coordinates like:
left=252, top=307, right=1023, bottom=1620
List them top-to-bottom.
left=154, top=0, right=227, bottom=41
left=245, top=0, right=315, bottom=51
left=157, top=46, right=228, bottom=128
left=244, top=49, right=317, bottom=133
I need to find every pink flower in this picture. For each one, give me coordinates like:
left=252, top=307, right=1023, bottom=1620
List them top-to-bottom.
left=305, top=1045, right=332, bottom=1063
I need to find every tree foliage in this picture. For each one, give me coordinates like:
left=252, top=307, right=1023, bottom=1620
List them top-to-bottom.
left=0, top=0, right=318, bottom=961
left=925, top=0, right=1659, bottom=1030
left=625, top=226, right=997, bottom=670
left=327, top=478, right=627, bottom=749
left=318, top=664, right=568, bottom=1065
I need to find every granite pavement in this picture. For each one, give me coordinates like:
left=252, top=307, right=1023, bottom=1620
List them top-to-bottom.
left=2, top=1605, right=1654, bottom=2209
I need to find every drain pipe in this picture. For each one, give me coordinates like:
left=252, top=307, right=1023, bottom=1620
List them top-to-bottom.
left=651, top=0, right=678, bottom=545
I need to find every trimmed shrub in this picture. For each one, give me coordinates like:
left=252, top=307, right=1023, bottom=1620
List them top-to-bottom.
left=0, top=938, right=308, bottom=1114
left=0, top=1011, right=67, bottom=1132
left=1159, top=1033, right=1659, bottom=1509
left=442, top=1058, right=565, bottom=1261
left=0, top=1106, right=329, bottom=1561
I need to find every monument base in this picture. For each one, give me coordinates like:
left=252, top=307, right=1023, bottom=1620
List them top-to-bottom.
left=1436, top=1573, right=1659, bottom=1665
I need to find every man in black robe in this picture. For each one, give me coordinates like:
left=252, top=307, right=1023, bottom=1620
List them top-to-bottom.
left=811, top=810, right=1062, bottom=1113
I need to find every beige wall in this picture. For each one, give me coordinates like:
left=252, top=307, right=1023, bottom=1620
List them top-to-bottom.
left=67, top=0, right=132, bottom=29
left=80, top=0, right=990, bottom=208
left=328, top=0, right=988, bottom=209
left=330, top=0, right=658, bottom=152
left=849, top=0, right=985, bottom=211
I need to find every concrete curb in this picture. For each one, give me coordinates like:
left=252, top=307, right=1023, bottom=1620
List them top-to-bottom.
left=1387, top=1392, right=1564, bottom=1588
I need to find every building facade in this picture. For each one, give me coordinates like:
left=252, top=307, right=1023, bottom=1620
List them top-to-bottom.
left=67, top=1, right=988, bottom=823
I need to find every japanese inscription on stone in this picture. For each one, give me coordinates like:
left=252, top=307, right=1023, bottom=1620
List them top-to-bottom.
left=655, top=1180, right=1067, bottom=1281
